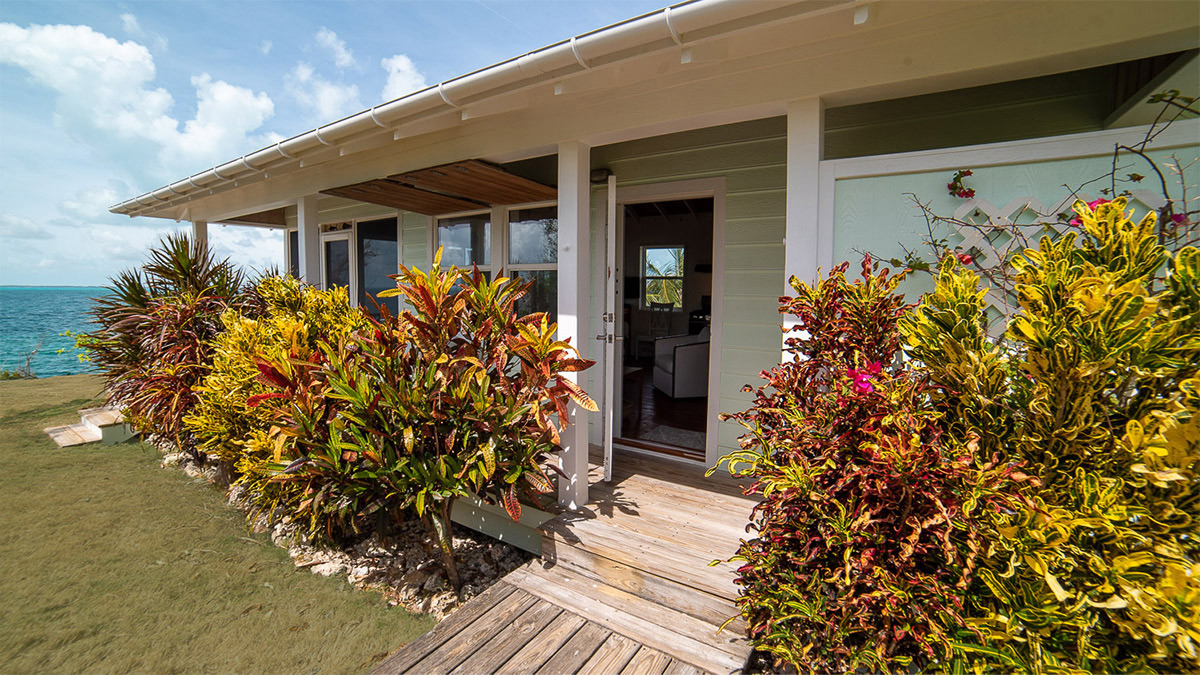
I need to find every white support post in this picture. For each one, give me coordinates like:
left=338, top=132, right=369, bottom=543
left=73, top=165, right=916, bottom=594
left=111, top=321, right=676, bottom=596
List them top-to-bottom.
left=783, top=98, right=824, bottom=345
left=556, top=141, right=591, bottom=510
left=297, top=195, right=321, bottom=286
left=191, top=220, right=208, bottom=247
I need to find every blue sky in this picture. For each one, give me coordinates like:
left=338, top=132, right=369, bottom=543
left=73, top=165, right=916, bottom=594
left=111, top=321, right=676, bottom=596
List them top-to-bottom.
left=0, top=0, right=668, bottom=286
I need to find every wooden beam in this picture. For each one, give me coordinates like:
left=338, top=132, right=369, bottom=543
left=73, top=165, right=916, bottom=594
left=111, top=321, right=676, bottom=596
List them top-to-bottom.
left=321, top=179, right=484, bottom=215
left=219, top=207, right=287, bottom=226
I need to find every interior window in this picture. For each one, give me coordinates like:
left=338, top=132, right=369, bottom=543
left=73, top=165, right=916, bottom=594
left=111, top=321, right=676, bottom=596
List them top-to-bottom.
left=508, top=205, right=557, bottom=320
left=287, top=230, right=299, bottom=278
left=642, top=246, right=684, bottom=309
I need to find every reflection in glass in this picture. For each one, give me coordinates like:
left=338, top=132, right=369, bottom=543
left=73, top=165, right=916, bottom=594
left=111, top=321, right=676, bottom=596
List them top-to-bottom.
left=508, top=206, right=557, bottom=265
left=437, top=214, right=490, bottom=268
left=357, top=218, right=398, bottom=315
left=288, top=231, right=299, bottom=278
left=324, top=238, right=350, bottom=290
left=513, top=270, right=557, bottom=322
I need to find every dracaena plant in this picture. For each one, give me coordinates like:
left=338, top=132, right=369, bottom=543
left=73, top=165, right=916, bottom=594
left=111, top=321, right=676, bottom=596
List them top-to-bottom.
left=901, top=199, right=1200, bottom=673
left=78, top=234, right=253, bottom=459
left=253, top=250, right=595, bottom=591
left=715, top=257, right=1025, bottom=672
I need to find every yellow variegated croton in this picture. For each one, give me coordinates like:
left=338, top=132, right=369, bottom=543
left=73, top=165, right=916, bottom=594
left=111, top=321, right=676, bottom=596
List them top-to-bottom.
left=901, top=198, right=1199, bottom=673
left=184, top=275, right=368, bottom=516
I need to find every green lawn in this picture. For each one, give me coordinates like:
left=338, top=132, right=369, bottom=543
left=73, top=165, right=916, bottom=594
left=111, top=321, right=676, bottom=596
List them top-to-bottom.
left=0, top=374, right=433, bottom=674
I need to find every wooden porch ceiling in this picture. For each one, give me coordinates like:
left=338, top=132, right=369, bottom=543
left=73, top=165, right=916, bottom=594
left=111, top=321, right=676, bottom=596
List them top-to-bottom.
left=321, top=159, right=557, bottom=216
left=219, top=207, right=287, bottom=227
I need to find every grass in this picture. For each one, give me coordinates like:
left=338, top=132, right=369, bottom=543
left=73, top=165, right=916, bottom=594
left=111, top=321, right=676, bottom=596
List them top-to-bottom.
left=0, top=374, right=433, bottom=674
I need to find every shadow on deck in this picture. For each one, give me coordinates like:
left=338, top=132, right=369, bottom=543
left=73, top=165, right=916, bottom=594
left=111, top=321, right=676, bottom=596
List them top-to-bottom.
left=374, top=446, right=757, bottom=674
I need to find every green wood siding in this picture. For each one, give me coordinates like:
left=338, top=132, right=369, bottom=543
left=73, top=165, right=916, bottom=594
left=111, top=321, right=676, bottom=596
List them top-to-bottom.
left=592, top=117, right=788, bottom=458
left=401, top=211, right=430, bottom=271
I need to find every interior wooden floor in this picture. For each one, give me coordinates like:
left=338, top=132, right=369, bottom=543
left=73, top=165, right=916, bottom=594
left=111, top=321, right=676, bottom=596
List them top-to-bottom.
left=620, top=356, right=708, bottom=459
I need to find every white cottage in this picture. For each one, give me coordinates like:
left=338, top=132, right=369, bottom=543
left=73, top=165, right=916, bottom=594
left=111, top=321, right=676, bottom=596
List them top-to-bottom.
left=112, top=0, right=1200, bottom=514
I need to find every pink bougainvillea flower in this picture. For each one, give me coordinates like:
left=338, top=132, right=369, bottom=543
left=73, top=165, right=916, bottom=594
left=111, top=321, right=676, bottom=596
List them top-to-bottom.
left=1070, top=198, right=1111, bottom=225
left=1171, top=213, right=1187, bottom=225
left=957, top=253, right=974, bottom=265
left=847, top=361, right=882, bottom=394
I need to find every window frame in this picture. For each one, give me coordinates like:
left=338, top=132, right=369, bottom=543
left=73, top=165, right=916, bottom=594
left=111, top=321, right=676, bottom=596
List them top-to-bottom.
left=505, top=201, right=559, bottom=319
left=433, top=207, right=495, bottom=276
left=286, top=210, right=402, bottom=307
left=640, top=244, right=686, bottom=311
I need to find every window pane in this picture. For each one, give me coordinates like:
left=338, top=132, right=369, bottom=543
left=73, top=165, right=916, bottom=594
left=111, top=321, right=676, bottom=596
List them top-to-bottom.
left=508, top=206, right=557, bottom=265
left=437, top=214, right=490, bottom=267
left=357, top=218, right=398, bottom=315
left=287, top=231, right=300, bottom=278
left=324, top=238, right=350, bottom=290
left=644, top=246, right=684, bottom=277
left=514, top=270, right=557, bottom=322
left=644, top=278, right=683, bottom=308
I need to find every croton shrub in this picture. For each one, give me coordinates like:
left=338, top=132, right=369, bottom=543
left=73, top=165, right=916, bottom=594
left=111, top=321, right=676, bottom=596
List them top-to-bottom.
left=902, top=198, right=1199, bottom=672
left=723, top=199, right=1198, bottom=673
left=250, top=251, right=595, bottom=589
left=718, top=257, right=1025, bottom=671
left=183, top=275, right=368, bottom=492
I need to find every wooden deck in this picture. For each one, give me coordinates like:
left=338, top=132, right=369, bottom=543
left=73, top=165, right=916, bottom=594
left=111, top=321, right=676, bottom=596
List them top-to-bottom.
left=376, top=447, right=757, bottom=674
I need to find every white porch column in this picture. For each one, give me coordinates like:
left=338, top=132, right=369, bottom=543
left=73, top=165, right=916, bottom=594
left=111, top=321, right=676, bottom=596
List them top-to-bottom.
left=783, top=98, right=825, bottom=341
left=556, top=141, right=591, bottom=510
left=296, top=195, right=321, bottom=286
left=191, top=220, right=208, bottom=247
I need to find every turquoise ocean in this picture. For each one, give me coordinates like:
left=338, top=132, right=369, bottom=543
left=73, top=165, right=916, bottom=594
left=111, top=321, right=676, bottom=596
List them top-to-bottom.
left=0, top=286, right=104, bottom=377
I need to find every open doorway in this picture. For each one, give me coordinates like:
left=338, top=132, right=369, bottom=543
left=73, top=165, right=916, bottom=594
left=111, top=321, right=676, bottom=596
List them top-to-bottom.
left=617, top=197, right=714, bottom=460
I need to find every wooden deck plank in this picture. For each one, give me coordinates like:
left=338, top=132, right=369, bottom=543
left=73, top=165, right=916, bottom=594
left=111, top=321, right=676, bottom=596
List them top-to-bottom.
left=542, top=521, right=740, bottom=601
left=538, top=541, right=744, bottom=630
left=513, top=562, right=748, bottom=661
left=505, top=564, right=746, bottom=672
left=373, top=582, right=516, bottom=674
left=408, top=588, right=539, bottom=673
left=448, top=600, right=562, bottom=675
left=494, top=611, right=587, bottom=674
left=534, top=622, right=611, bottom=674
left=577, top=633, right=642, bottom=675
left=621, top=646, right=673, bottom=675
left=664, top=659, right=708, bottom=675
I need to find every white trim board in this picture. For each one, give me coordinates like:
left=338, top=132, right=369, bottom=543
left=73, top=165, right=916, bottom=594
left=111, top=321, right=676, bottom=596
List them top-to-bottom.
left=822, top=119, right=1200, bottom=180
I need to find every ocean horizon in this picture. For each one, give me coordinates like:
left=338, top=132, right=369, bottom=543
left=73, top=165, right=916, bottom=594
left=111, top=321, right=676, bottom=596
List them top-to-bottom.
left=0, top=286, right=105, bottom=377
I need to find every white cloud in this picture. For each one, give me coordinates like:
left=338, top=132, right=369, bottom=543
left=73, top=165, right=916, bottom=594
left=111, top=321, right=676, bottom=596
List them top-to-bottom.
left=119, top=12, right=167, bottom=51
left=120, top=13, right=140, bottom=35
left=0, top=22, right=274, bottom=179
left=315, top=27, right=355, bottom=68
left=260, top=39, right=272, bottom=55
left=381, top=54, right=427, bottom=102
left=285, top=62, right=361, bottom=123
left=0, top=213, right=53, bottom=240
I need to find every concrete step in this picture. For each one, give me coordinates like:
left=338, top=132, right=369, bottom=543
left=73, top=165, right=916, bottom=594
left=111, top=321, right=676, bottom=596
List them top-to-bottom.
left=44, top=423, right=102, bottom=448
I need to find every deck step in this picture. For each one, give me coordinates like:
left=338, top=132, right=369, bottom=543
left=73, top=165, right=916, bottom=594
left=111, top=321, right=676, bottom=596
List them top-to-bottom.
left=44, top=406, right=135, bottom=447
left=44, top=423, right=102, bottom=447
left=542, top=514, right=742, bottom=602
left=506, top=561, right=749, bottom=673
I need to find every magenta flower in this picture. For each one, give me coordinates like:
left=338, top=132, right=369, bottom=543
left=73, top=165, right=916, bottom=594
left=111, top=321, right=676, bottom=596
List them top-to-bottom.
left=1070, top=198, right=1111, bottom=226
left=848, top=361, right=882, bottom=394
